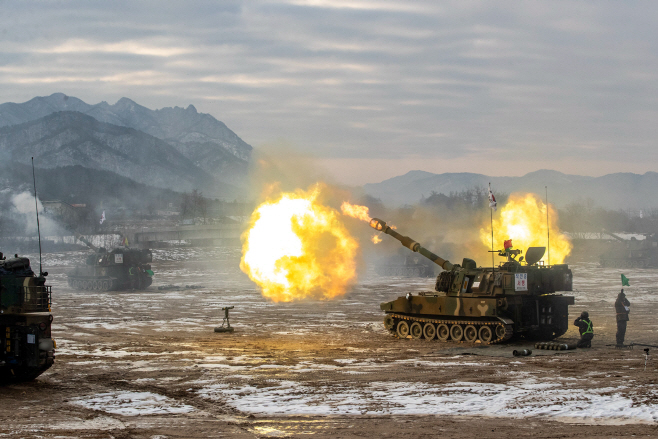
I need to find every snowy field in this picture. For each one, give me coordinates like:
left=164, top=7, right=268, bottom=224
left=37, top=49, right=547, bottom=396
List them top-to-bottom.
left=2, top=247, right=658, bottom=438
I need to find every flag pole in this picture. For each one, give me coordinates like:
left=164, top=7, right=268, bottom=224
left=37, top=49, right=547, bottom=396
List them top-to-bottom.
left=546, top=186, right=550, bottom=266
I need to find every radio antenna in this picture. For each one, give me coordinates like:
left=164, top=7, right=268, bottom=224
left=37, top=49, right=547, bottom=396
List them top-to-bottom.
left=31, top=157, right=43, bottom=275
left=545, top=186, right=550, bottom=266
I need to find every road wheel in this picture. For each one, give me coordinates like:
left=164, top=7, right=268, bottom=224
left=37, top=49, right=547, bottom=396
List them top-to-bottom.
left=83, top=280, right=90, bottom=290
left=92, top=280, right=100, bottom=291
left=102, top=280, right=111, bottom=291
left=383, top=315, right=396, bottom=331
left=397, top=321, right=410, bottom=338
left=410, top=322, right=423, bottom=339
left=423, top=323, right=436, bottom=340
left=437, top=324, right=450, bottom=341
left=450, top=324, right=463, bottom=342
left=495, top=324, right=506, bottom=339
left=464, top=325, right=478, bottom=342
left=478, top=326, right=493, bottom=343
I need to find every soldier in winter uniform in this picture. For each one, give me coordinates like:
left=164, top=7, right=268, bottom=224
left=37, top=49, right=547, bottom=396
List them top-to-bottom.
left=615, top=289, right=631, bottom=346
left=574, top=311, right=594, bottom=348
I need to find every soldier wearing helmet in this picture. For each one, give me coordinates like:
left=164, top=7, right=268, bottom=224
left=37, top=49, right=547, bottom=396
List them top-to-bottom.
left=615, top=289, right=631, bottom=346
left=574, top=311, right=594, bottom=348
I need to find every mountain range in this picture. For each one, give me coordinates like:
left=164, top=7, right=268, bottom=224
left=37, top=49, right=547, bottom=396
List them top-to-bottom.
left=0, top=93, right=252, bottom=195
left=3, top=94, right=654, bottom=211
left=0, top=111, right=215, bottom=193
left=363, top=169, right=658, bottom=209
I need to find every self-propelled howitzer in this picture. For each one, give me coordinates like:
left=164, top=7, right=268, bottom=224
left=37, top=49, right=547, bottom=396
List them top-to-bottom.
left=370, top=218, right=574, bottom=344
left=67, top=235, right=153, bottom=291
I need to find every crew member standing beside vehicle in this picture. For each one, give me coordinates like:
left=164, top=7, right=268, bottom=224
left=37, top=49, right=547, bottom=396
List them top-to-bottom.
left=129, top=265, right=138, bottom=290
left=615, top=289, right=631, bottom=346
left=574, top=311, right=594, bottom=348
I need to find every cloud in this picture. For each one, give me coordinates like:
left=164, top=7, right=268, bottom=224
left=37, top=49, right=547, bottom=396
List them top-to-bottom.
left=1, top=1, right=658, bottom=184
left=36, top=39, right=194, bottom=57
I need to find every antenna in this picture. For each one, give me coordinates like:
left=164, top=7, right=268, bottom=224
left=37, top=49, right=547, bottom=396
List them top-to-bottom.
left=31, top=157, right=43, bottom=275
left=489, top=182, right=495, bottom=272
left=545, top=186, right=550, bottom=266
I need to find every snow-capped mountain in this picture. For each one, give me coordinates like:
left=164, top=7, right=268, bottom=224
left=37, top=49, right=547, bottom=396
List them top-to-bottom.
left=0, top=93, right=252, bottom=185
left=0, top=111, right=225, bottom=194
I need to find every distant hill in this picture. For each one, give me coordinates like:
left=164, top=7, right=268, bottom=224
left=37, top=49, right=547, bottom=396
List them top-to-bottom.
left=0, top=93, right=252, bottom=186
left=0, top=111, right=238, bottom=195
left=0, top=162, right=179, bottom=212
left=363, top=169, right=658, bottom=209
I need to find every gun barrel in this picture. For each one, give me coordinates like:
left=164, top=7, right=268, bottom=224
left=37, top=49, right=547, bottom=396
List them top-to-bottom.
left=369, top=218, right=453, bottom=270
left=603, top=229, right=626, bottom=243
left=75, top=233, right=99, bottom=252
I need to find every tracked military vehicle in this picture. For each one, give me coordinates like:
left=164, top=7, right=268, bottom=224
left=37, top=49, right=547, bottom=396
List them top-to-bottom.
left=370, top=218, right=574, bottom=344
left=600, top=232, right=658, bottom=268
left=68, top=236, right=153, bottom=291
left=0, top=252, right=55, bottom=383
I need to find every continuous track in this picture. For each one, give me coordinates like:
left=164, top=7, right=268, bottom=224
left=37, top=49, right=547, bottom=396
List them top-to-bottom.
left=67, top=276, right=118, bottom=292
left=384, top=313, right=513, bottom=344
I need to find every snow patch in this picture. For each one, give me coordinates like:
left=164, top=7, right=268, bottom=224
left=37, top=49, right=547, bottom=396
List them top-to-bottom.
left=196, top=379, right=658, bottom=423
left=70, top=391, right=194, bottom=416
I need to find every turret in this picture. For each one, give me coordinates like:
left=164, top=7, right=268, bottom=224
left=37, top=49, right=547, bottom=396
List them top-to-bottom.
left=369, top=218, right=455, bottom=271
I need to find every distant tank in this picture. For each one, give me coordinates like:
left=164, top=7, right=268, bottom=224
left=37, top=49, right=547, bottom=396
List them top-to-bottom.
left=370, top=218, right=574, bottom=344
left=600, top=232, right=658, bottom=268
left=67, top=235, right=153, bottom=291
left=375, top=250, right=437, bottom=277
left=0, top=251, right=55, bottom=383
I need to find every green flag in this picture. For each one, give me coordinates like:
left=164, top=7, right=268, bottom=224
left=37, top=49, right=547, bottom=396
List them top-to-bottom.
left=145, top=269, right=154, bottom=277
left=621, top=274, right=630, bottom=286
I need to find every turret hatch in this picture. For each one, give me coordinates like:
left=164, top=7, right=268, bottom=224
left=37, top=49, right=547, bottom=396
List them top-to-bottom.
left=525, top=247, right=546, bottom=266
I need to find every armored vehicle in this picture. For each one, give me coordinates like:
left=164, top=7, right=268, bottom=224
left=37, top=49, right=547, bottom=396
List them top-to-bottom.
left=370, top=218, right=574, bottom=344
left=600, top=232, right=658, bottom=268
left=68, top=236, right=153, bottom=291
left=0, top=252, right=55, bottom=383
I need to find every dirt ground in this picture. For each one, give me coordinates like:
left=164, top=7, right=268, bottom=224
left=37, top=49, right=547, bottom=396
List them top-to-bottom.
left=2, top=248, right=658, bottom=438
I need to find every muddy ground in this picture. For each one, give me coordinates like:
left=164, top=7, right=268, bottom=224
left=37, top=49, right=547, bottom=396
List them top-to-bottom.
left=2, top=248, right=658, bottom=438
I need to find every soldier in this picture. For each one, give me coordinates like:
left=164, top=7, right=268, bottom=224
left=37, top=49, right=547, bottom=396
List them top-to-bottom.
left=129, top=265, right=138, bottom=289
left=615, top=289, right=631, bottom=346
left=574, top=311, right=594, bottom=348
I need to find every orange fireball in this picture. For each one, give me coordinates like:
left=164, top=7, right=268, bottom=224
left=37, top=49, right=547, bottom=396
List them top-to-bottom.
left=241, top=187, right=358, bottom=302
left=480, top=193, right=572, bottom=264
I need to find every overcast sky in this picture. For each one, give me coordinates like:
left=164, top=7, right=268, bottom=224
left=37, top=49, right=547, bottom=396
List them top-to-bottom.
left=2, top=1, right=657, bottom=185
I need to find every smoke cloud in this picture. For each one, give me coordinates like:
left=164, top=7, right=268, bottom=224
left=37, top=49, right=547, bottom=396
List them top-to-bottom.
left=1, top=190, right=63, bottom=237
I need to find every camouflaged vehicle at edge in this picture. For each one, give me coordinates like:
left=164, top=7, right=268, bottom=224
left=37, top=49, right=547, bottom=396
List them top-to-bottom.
left=0, top=252, right=55, bottom=383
